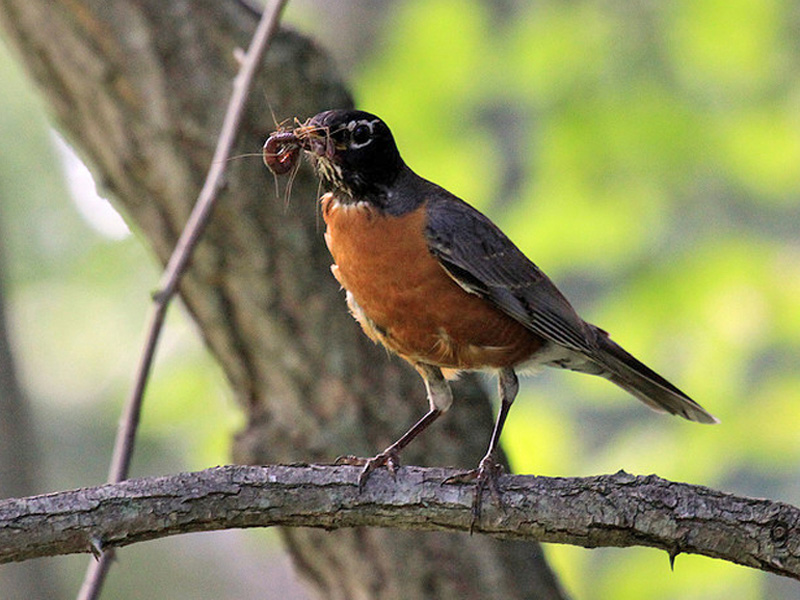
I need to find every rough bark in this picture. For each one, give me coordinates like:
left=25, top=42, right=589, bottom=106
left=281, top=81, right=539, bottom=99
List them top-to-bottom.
left=0, top=1, right=567, bottom=598
left=2, top=465, right=799, bottom=582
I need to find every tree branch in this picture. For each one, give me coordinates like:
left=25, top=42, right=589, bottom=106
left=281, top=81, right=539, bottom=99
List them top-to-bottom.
left=1, top=465, right=798, bottom=579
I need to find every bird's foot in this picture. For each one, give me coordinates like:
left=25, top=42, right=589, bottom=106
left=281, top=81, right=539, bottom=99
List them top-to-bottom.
left=335, top=448, right=402, bottom=492
left=443, top=454, right=505, bottom=533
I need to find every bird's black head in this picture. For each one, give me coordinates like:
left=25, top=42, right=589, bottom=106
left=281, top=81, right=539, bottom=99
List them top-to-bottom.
left=297, top=110, right=405, bottom=200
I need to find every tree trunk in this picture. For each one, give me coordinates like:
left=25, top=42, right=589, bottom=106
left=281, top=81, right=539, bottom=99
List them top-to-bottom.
left=0, top=2, right=567, bottom=598
left=0, top=212, right=63, bottom=600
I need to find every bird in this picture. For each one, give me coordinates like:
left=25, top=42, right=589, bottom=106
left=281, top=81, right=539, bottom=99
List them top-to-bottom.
left=263, top=109, right=717, bottom=519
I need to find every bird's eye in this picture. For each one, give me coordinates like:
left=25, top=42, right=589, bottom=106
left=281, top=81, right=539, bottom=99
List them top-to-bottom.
left=351, top=123, right=372, bottom=147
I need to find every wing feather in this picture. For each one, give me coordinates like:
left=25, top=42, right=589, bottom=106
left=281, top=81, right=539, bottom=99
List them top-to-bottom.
left=420, top=185, right=717, bottom=424
left=423, top=189, right=595, bottom=353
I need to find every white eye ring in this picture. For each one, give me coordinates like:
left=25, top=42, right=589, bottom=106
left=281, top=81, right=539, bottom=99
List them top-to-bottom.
left=348, top=119, right=377, bottom=149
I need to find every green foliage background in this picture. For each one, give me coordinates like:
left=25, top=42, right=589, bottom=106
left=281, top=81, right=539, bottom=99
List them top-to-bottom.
left=1, top=1, right=799, bottom=598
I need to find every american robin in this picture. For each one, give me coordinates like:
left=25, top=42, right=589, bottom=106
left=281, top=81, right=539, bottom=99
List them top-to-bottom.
left=263, top=109, right=717, bottom=517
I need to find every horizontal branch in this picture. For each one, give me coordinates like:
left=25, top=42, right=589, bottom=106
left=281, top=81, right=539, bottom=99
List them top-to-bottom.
left=1, top=465, right=798, bottom=579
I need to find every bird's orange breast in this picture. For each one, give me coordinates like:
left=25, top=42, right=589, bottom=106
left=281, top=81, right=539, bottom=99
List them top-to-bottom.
left=321, top=193, right=542, bottom=370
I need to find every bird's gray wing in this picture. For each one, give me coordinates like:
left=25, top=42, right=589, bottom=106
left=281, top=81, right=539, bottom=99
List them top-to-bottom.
left=422, top=187, right=717, bottom=424
left=423, top=190, right=596, bottom=353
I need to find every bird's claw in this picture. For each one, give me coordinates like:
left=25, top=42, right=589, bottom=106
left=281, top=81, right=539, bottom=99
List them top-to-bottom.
left=335, top=449, right=401, bottom=491
left=334, top=454, right=367, bottom=467
left=443, top=454, right=505, bottom=533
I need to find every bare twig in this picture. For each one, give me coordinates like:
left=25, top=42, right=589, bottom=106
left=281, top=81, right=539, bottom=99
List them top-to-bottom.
left=76, top=2, right=290, bottom=598
left=4, top=465, right=799, bottom=580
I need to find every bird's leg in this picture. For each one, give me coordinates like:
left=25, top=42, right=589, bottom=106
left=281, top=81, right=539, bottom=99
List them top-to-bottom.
left=337, top=364, right=452, bottom=491
left=445, top=367, right=519, bottom=531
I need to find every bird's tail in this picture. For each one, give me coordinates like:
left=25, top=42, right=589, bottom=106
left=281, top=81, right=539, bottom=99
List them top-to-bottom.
left=591, top=329, right=718, bottom=424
